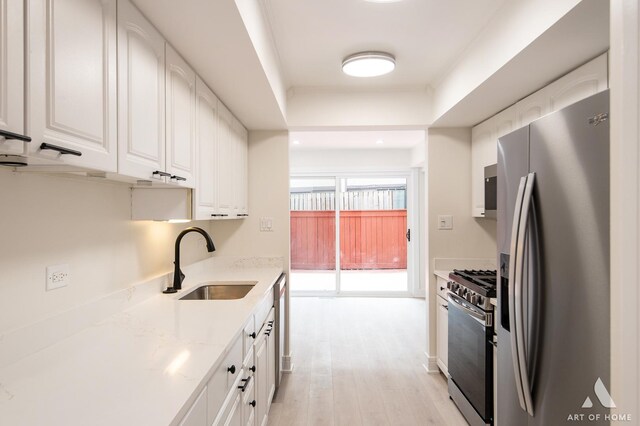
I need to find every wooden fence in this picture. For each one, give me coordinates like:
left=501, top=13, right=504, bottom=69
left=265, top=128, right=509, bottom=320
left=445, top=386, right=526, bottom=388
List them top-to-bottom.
left=290, top=210, right=407, bottom=270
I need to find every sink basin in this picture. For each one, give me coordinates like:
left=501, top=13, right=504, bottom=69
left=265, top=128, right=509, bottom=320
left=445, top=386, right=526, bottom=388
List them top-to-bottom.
left=179, top=281, right=258, bottom=300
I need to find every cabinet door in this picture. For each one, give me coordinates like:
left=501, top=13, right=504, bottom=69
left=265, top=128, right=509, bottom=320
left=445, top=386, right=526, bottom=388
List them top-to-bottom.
left=0, top=0, right=25, bottom=155
left=28, top=0, right=117, bottom=171
left=117, top=0, right=166, bottom=182
left=166, top=44, right=195, bottom=188
left=547, top=53, right=608, bottom=112
left=194, top=76, right=218, bottom=220
left=216, top=102, right=235, bottom=215
left=232, top=119, right=248, bottom=216
left=436, top=297, right=449, bottom=375
left=266, top=325, right=276, bottom=406
left=254, top=333, right=268, bottom=426
left=179, top=387, right=207, bottom=426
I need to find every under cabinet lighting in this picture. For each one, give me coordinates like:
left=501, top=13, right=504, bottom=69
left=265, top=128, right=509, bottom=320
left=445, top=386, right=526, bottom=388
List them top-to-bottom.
left=342, top=52, right=396, bottom=77
left=167, top=219, right=191, bottom=224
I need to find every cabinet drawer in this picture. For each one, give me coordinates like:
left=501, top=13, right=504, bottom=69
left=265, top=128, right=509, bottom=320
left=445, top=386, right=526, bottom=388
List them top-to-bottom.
left=254, top=288, right=274, bottom=329
left=207, top=334, right=243, bottom=424
left=241, top=370, right=256, bottom=426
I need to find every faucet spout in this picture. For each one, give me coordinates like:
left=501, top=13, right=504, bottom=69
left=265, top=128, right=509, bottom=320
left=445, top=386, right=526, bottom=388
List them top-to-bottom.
left=163, top=227, right=215, bottom=294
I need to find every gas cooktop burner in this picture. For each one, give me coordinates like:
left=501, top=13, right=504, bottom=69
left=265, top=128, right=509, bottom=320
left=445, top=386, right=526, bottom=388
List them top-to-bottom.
left=448, top=269, right=497, bottom=300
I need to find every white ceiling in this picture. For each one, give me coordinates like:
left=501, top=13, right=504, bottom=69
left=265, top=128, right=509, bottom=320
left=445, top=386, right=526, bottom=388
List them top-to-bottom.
left=265, top=0, right=507, bottom=89
left=289, top=130, right=424, bottom=150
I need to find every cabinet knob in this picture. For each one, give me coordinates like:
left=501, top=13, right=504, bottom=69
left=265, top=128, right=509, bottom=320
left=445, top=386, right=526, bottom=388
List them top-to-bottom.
left=440, top=286, right=445, bottom=291
left=248, top=332, right=256, bottom=339
left=227, top=365, right=236, bottom=374
left=250, top=365, right=256, bottom=373
left=249, top=400, right=256, bottom=407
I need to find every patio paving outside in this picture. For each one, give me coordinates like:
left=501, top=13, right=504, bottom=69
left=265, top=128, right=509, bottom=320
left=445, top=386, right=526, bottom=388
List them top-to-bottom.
left=290, top=269, right=408, bottom=293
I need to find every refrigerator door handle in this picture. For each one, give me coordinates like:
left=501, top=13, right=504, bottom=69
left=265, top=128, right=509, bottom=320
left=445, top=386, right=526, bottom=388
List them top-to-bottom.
left=515, top=172, right=536, bottom=416
left=508, top=175, right=528, bottom=412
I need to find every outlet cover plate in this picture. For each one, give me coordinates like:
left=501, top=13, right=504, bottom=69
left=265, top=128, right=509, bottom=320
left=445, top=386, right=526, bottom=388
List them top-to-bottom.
left=46, top=264, right=70, bottom=291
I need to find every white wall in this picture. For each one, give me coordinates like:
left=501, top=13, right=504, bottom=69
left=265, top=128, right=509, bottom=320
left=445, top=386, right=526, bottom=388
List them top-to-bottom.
left=431, top=0, right=581, bottom=122
left=610, top=0, right=640, bottom=418
left=286, top=86, right=432, bottom=128
left=425, top=128, right=497, bottom=355
left=290, top=148, right=413, bottom=174
left=0, top=170, right=213, bottom=334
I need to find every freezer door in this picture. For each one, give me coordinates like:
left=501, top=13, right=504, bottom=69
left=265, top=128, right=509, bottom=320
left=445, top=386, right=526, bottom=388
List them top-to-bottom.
left=528, top=90, right=610, bottom=425
left=496, top=126, right=530, bottom=426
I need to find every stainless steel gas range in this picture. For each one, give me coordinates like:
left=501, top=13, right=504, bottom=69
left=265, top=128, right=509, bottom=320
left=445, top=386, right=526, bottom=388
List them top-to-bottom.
left=447, top=269, right=497, bottom=426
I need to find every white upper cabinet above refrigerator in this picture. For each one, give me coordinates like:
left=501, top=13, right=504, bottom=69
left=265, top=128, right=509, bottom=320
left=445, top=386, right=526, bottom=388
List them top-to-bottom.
left=0, top=0, right=26, bottom=156
left=27, top=0, right=118, bottom=171
left=117, top=0, right=166, bottom=183
left=165, top=44, right=196, bottom=188
left=471, top=53, right=608, bottom=218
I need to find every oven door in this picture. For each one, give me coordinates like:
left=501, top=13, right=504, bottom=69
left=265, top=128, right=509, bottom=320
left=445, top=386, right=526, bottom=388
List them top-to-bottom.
left=448, top=292, right=493, bottom=422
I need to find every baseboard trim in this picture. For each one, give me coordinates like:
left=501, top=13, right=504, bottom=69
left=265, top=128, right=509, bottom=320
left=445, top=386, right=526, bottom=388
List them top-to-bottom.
left=423, top=351, right=439, bottom=374
left=282, top=354, right=294, bottom=373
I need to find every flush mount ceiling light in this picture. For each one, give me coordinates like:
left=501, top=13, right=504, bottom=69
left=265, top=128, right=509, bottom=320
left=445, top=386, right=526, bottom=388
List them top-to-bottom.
left=342, top=52, right=395, bottom=77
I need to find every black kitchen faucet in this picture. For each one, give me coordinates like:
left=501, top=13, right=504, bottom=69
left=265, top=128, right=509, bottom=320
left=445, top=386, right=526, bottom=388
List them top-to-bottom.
left=163, top=227, right=215, bottom=294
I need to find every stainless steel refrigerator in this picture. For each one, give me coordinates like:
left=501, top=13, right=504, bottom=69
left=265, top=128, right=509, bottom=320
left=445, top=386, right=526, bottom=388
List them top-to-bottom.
left=497, top=90, right=610, bottom=425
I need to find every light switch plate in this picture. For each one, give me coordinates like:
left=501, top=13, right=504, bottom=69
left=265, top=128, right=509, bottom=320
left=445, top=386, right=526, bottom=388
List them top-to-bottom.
left=438, top=215, right=453, bottom=230
left=46, top=264, right=70, bottom=291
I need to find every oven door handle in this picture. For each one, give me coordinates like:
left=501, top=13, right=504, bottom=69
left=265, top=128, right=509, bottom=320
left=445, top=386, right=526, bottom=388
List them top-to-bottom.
left=515, top=172, right=536, bottom=416
left=509, top=175, right=528, bottom=413
left=447, top=293, right=487, bottom=326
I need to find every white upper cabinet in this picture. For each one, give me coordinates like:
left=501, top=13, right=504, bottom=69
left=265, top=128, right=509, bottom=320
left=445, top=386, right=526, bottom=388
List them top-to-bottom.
left=0, top=0, right=26, bottom=155
left=27, top=0, right=117, bottom=171
left=117, top=0, right=166, bottom=182
left=165, top=44, right=196, bottom=188
left=471, top=53, right=608, bottom=218
left=194, top=76, right=219, bottom=220
left=216, top=102, right=235, bottom=217
left=233, top=118, right=248, bottom=216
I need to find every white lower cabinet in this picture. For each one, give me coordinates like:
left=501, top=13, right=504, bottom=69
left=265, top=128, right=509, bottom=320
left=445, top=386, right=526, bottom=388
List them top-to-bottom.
left=435, top=276, right=449, bottom=376
left=436, top=295, right=449, bottom=376
left=180, top=298, right=277, bottom=426
left=180, top=387, right=208, bottom=426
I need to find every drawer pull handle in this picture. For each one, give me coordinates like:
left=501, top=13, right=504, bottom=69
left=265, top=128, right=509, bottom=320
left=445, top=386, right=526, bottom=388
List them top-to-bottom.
left=0, top=129, right=31, bottom=142
left=40, top=143, right=82, bottom=156
left=152, top=170, right=171, bottom=178
left=170, top=175, right=187, bottom=181
left=212, top=214, right=230, bottom=217
left=248, top=332, right=256, bottom=339
left=227, top=365, right=236, bottom=374
left=238, top=376, right=252, bottom=392
left=249, top=400, right=256, bottom=407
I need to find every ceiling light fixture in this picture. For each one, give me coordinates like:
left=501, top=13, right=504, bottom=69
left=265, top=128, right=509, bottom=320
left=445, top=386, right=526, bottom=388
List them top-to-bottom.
left=342, top=52, right=395, bottom=77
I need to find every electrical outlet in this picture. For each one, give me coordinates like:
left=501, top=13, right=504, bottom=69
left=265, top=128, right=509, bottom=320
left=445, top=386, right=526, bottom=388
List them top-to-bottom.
left=260, top=217, right=274, bottom=232
left=46, top=264, right=70, bottom=291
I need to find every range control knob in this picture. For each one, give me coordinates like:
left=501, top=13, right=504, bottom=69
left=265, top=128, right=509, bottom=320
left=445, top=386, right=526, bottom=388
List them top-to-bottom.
left=466, top=292, right=474, bottom=302
left=470, top=294, right=478, bottom=304
left=476, top=295, right=485, bottom=306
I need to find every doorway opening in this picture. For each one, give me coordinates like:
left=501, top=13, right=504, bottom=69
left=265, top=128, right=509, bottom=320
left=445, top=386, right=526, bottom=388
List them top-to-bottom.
left=290, top=174, right=414, bottom=296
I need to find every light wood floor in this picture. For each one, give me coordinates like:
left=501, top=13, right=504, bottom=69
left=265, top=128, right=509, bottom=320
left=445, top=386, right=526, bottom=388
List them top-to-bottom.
left=267, top=297, right=468, bottom=426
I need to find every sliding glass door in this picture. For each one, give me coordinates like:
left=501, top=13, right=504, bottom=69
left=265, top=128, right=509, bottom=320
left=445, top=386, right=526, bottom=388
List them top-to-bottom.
left=290, top=175, right=411, bottom=295
left=338, top=177, right=408, bottom=293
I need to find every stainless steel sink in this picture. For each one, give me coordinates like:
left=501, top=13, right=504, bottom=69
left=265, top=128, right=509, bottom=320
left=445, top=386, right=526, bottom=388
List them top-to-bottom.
left=179, top=281, right=257, bottom=300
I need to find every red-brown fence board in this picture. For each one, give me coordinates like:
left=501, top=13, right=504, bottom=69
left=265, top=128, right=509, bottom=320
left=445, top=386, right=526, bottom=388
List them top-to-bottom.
left=290, top=210, right=407, bottom=270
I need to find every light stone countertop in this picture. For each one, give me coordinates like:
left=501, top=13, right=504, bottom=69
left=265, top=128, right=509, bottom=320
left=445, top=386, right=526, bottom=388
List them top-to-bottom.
left=0, top=258, right=283, bottom=426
